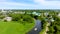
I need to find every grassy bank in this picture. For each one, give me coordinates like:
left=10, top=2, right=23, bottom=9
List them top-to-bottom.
left=0, top=21, right=34, bottom=34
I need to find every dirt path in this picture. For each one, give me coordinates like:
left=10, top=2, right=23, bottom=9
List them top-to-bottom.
left=45, top=23, right=50, bottom=34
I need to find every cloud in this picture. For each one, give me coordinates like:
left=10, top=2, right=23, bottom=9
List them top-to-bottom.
left=0, top=0, right=60, bottom=9
left=0, top=0, right=38, bottom=7
left=0, top=0, right=39, bottom=9
left=33, top=0, right=60, bottom=6
left=0, top=1, right=39, bottom=9
left=0, top=2, right=35, bottom=6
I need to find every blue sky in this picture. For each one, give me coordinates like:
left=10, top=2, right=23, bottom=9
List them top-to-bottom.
left=0, top=0, right=60, bottom=9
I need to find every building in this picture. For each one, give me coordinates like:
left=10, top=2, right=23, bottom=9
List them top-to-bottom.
left=58, top=13, right=60, bottom=17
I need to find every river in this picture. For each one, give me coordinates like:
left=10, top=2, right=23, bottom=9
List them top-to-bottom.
left=27, top=19, right=42, bottom=34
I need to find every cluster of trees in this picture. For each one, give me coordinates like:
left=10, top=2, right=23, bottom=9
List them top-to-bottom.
left=8, top=13, right=34, bottom=23
left=47, top=13, right=60, bottom=34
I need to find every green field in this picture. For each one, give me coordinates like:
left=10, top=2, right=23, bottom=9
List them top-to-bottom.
left=0, top=21, right=34, bottom=34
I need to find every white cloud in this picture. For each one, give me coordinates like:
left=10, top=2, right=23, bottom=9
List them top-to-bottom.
left=0, top=0, right=38, bottom=7
left=0, top=0, right=60, bottom=9
left=33, top=0, right=60, bottom=6
left=0, top=1, right=39, bottom=9
left=0, top=2, right=35, bottom=6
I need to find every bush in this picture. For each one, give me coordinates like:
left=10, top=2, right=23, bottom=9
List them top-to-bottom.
left=8, top=14, right=22, bottom=21
left=0, top=15, right=5, bottom=19
left=23, top=15, right=34, bottom=23
left=4, top=19, right=7, bottom=22
left=56, top=25, right=60, bottom=30
left=49, top=26, right=55, bottom=33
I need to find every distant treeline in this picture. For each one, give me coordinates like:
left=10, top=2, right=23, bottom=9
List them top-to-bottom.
left=0, top=9, right=60, bottom=12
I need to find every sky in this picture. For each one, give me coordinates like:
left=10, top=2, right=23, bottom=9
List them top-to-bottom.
left=0, top=0, right=60, bottom=9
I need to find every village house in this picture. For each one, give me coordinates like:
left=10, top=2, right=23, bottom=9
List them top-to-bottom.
left=14, top=11, right=25, bottom=14
left=32, top=12, right=41, bottom=16
left=3, top=16, right=12, bottom=22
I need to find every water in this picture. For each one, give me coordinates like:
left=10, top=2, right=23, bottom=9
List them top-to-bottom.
left=27, top=19, right=42, bottom=34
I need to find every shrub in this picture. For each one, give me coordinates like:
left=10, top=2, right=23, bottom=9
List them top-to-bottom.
left=8, top=14, right=22, bottom=21
left=0, top=15, right=5, bottom=19
left=23, top=15, right=34, bottom=23
left=4, top=19, right=7, bottom=22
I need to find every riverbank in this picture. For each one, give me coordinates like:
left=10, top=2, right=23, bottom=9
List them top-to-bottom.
left=40, top=22, right=50, bottom=34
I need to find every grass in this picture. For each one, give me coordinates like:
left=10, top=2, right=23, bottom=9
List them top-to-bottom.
left=0, top=21, right=34, bottom=34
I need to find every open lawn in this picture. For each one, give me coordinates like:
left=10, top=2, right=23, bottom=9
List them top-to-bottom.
left=0, top=21, right=34, bottom=34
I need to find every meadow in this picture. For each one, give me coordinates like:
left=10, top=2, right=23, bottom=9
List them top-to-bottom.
left=0, top=21, right=34, bottom=34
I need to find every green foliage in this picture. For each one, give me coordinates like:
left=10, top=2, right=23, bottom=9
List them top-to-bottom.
left=8, top=13, right=34, bottom=23
left=8, top=14, right=22, bottom=21
left=48, top=14, right=60, bottom=34
left=0, top=15, right=5, bottom=19
left=22, top=15, right=34, bottom=23
left=4, top=19, right=7, bottom=22
left=56, top=25, right=60, bottom=30
left=49, top=26, right=55, bottom=33
left=56, top=31, right=60, bottom=34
